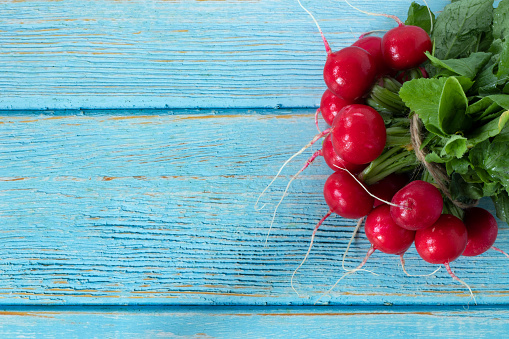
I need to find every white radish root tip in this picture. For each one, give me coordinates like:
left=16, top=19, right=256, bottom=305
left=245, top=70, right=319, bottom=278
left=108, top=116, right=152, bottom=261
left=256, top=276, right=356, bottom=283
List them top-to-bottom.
left=343, top=0, right=403, bottom=26
left=291, top=210, right=333, bottom=297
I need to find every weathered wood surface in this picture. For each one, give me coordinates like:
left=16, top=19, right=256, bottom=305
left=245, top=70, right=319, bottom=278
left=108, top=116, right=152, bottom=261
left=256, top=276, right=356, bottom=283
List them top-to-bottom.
left=0, top=0, right=448, bottom=110
left=1, top=110, right=508, bottom=306
left=0, top=306, right=508, bottom=338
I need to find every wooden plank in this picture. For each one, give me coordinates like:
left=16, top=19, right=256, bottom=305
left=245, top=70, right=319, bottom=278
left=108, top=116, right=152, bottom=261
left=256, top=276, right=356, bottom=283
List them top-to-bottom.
left=0, top=0, right=450, bottom=110
left=1, top=110, right=508, bottom=306
left=0, top=305, right=508, bottom=338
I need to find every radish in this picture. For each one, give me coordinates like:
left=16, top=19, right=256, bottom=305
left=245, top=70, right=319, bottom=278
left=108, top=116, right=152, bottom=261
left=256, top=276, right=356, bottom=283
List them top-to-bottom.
left=295, top=0, right=377, bottom=101
left=342, top=0, right=432, bottom=71
left=382, top=25, right=432, bottom=70
left=352, top=36, right=390, bottom=77
left=323, top=46, right=378, bottom=101
left=318, top=89, right=359, bottom=127
left=331, top=104, right=386, bottom=165
left=323, top=171, right=373, bottom=219
left=390, top=180, right=443, bottom=231
left=365, top=204, right=415, bottom=255
left=462, top=207, right=499, bottom=257
left=415, top=214, right=475, bottom=302
left=415, top=214, right=467, bottom=265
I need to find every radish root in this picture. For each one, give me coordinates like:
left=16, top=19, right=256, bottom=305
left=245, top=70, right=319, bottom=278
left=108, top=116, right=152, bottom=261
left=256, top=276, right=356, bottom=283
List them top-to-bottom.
left=296, top=0, right=331, bottom=54
left=343, top=0, right=403, bottom=26
left=315, top=108, right=321, bottom=132
left=255, top=128, right=331, bottom=211
left=265, top=149, right=323, bottom=245
left=291, top=210, right=333, bottom=297
left=341, top=217, right=377, bottom=275
left=315, top=245, right=376, bottom=304
left=491, top=246, right=509, bottom=258
left=400, top=255, right=441, bottom=277
left=444, top=262, right=477, bottom=305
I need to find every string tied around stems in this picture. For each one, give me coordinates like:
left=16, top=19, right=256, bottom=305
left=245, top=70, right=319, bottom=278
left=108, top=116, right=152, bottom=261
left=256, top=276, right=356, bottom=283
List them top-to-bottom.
left=409, top=114, right=478, bottom=210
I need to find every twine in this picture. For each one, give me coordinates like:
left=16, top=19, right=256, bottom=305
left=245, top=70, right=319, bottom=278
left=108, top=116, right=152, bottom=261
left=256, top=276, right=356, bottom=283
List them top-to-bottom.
left=410, top=114, right=478, bottom=210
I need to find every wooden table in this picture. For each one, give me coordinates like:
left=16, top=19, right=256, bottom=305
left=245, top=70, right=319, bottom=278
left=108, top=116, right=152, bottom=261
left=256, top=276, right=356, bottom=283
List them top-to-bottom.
left=1, top=0, right=508, bottom=337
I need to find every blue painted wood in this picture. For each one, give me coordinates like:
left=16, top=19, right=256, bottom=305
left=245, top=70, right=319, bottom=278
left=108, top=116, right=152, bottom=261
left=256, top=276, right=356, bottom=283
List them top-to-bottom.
left=0, top=0, right=449, bottom=110
left=1, top=110, right=508, bottom=306
left=0, top=305, right=508, bottom=338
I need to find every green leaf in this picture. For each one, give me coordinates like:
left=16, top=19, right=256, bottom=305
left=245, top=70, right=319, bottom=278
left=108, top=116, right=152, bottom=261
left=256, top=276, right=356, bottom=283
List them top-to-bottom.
left=433, top=0, right=494, bottom=59
left=493, top=0, right=509, bottom=40
left=405, top=2, right=435, bottom=35
left=497, top=37, right=509, bottom=78
left=426, top=51, right=492, bottom=79
left=438, top=77, right=470, bottom=134
left=400, top=78, right=447, bottom=135
left=488, top=94, right=509, bottom=109
left=466, top=96, right=495, bottom=116
left=467, top=110, right=509, bottom=144
left=441, top=134, right=468, bottom=158
left=446, top=157, right=471, bottom=175
left=492, top=191, right=509, bottom=223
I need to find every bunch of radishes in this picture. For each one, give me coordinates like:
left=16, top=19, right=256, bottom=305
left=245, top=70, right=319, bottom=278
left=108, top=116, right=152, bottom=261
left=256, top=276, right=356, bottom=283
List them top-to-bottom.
left=261, top=1, right=509, bottom=300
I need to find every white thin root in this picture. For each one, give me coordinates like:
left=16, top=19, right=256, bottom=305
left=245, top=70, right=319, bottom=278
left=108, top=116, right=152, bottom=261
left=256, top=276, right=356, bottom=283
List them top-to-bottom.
left=296, top=0, right=331, bottom=54
left=343, top=0, right=403, bottom=26
left=255, top=128, right=330, bottom=211
left=265, top=150, right=322, bottom=245
left=291, top=210, right=332, bottom=297
left=341, top=217, right=376, bottom=276
left=315, top=246, right=376, bottom=304
left=400, top=255, right=441, bottom=277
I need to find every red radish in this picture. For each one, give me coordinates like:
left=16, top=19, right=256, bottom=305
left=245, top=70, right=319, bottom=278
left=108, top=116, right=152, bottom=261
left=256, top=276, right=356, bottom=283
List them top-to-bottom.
left=295, top=0, right=377, bottom=101
left=382, top=25, right=432, bottom=70
left=352, top=36, right=390, bottom=77
left=323, top=46, right=378, bottom=101
left=319, top=89, right=359, bottom=126
left=331, top=104, right=386, bottom=165
left=322, top=134, right=366, bottom=173
left=323, top=171, right=373, bottom=219
left=368, top=173, right=409, bottom=207
left=390, top=180, right=443, bottom=231
left=365, top=204, right=415, bottom=255
left=462, top=207, right=498, bottom=257
left=414, top=214, right=472, bottom=296
left=415, top=214, right=468, bottom=265
left=415, top=214, right=475, bottom=302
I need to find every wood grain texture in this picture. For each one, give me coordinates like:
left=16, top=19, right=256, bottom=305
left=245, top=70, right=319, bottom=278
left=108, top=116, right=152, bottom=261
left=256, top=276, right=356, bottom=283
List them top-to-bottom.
left=0, top=0, right=449, bottom=110
left=1, top=110, right=508, bottom=306
left=0, top=305, right=508, bottom=338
